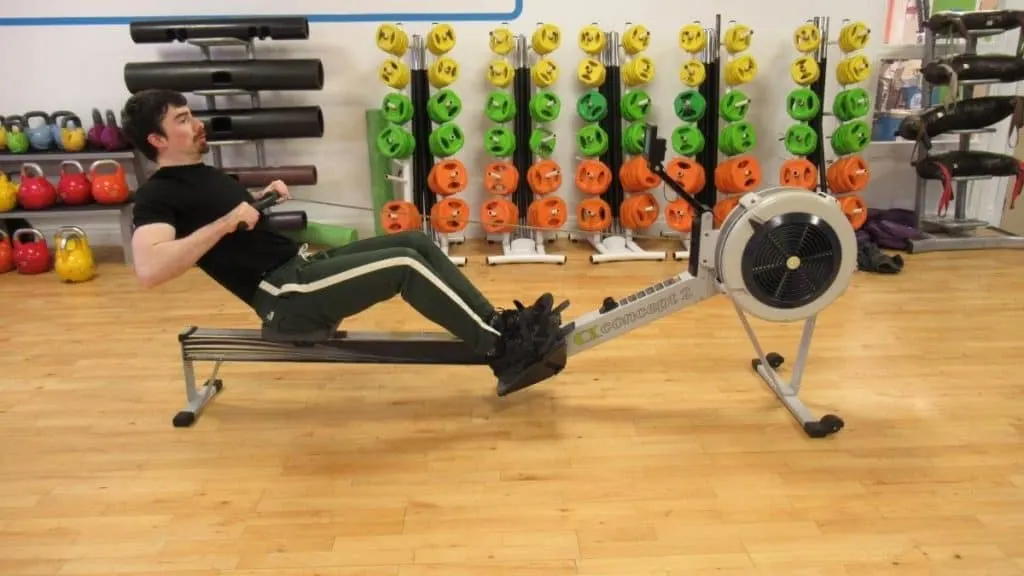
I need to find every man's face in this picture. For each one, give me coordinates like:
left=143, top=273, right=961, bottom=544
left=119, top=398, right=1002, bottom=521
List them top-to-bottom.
left=152, top=104, right=208, bottom=158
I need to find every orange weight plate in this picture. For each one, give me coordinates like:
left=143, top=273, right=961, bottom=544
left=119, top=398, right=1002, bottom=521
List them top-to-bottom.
left=827, top=154, right=869, bottom=194
left=715, top=155, right=762, bottom=194
left=619, top=156, right=661, bottom=193
left=666, top=156, right=706, bottom=194
left=779, top=158, right=817, bottom=191
left=428, top=159, right=469, bottom=196
left=526, top=159, right=562, bottom=195
left=575, top=159, right=612, bottom=195
left=483, top=161, right=519, bottom=196
left=620, top=192, right=659, bottom=230
left=838, top=193, right=868, bottom=230
left=526, top=196, right=568, bottom=229
left=713, top=196, right=740, bottom=227
left=430, top=197, right=470, bottom=233
left=480, top=197, right=519, bottom=234
left=577, top=197, right=613, bottom=232
left=664, top=198, right=693, bottom=233
left=380, top=200, right=421, bottom=234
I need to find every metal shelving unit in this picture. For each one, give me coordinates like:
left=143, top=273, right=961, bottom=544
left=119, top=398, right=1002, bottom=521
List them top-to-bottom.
left=907, top=0, right=1024, bottom=253
left=0, top=148, right=145, bottom=265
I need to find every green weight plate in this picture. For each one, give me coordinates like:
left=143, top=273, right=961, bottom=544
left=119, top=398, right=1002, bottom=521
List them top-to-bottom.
left=833, top=87, right=870, bottom=121
left=427, top=88, right=462, bottom=123
left=786, top=88, right=821, bottom=122
left=577, top=89, right=608, bottom=123
left=621, top=89, right=652, bottom=122
left=530, top=90, right=561, bottom=123
left=673, top=90, right=706, bottom=122
left=719, top=90, right=750, bottom=122
left=485, top=91, right=516, bottom=123
left=381, top=93, right=413, bottom=125
left=830, top=120, right=871, bottom=155
left=719, top=121, right=757, bottom=156
left=428, top=122, right=465, bottom=157
left=622, top=122, right=648, bottom=155
left=577, top=123, right=609, bottom=157
left=783, top=123, right=818, bottom=156
left=671, top=124, right=705, bottom=156
left=376, top=125, right=415, bottom=159
left=485, top=126, right=516, bottom=157
left=530, top=127, right=557, bottom=157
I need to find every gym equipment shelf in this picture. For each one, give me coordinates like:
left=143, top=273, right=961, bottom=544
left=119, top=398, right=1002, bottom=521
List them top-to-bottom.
left=906, top=0, right=1024, bottom=252
left=0, top=148, right=145, bottom=266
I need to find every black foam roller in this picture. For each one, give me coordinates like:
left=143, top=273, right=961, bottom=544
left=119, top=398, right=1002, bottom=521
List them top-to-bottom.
left=129, top=16, right=309, bottom=44
left=124, top=59, right=324, bottom=93
left=192, top=107, right=323, bottom=140
left=266, top=210, right=308, bottom=230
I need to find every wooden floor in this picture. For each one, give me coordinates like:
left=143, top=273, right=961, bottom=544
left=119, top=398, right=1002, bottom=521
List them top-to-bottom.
left=2, top=238, right=1023, bottom=576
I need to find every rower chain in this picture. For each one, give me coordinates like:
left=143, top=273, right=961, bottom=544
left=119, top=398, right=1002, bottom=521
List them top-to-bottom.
left=289, top=194, right=692, bottom=243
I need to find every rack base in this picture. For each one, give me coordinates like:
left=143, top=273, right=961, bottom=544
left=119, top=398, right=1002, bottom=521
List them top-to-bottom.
left=908, top=224, right=1024, bottom=253
left=661, top=230, right=691, bottom=260
left=433, top=231, right=466, bottom=266
left=485, top=232, right=567, bottom=266
left=570, top=232, right=667, bottom=263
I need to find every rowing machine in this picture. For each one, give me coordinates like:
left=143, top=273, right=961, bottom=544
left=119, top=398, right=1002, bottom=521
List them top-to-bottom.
left=173, top=125, right=858, bottom=438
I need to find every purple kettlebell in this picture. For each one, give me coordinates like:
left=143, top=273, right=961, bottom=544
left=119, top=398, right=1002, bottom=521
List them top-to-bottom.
left=87, top=109, right=105, bottom=149
left=101, top=110, right=125, bottom=151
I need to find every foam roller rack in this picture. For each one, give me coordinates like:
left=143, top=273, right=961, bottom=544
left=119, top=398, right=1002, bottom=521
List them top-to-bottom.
left=124, top=15, right=324, bottom=187
left=824, top=18, right=873, bottom=233
left=375, top=23, right=468, bottom=265
left=482, top=23, right=568, bottom=266
left=570, top=23, right=667, bottom=263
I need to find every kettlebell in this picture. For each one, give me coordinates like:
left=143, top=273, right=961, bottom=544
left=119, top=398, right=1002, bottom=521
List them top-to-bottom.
left=88, top=109, right=105, bottom=149
left=49, top=110, right=73, bottom=151
left=101, top=110, right=126, bottom=151
left=24, top=111, right=54, bottom=151
left=61, top=114, right=87, bottom=152
left=0, top=115, right=6, bottom=151
left=5, top=116, right=30, bottom=154
left=89, top=159, right=130, bottom=204
left=57, top=160, right=92, bottom=205
left=17, top=162, right=57, bottom=210
left=0, top=172, right=17, bottom=212
left=54, top=225, right=96, bottom=283
left=11, top=228, right=52, bottom=275
left=0, top=229, right=13, bottom=274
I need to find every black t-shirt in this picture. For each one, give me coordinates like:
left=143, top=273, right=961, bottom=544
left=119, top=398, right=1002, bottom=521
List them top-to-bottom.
left=132, top=162, right=299, bottom=305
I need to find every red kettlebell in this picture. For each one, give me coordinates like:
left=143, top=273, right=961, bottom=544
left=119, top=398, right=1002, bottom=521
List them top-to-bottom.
left=89, top=159, right=131, bottom=204
left=57, top=160, right=93, bottom=205
left=17, top=162, right=57, bottom=210
left=12, top=228, right=52, bottom=275
left=0, top=229, right=14, bottom=274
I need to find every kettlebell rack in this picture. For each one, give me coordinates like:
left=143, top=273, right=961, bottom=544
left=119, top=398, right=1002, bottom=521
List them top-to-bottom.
left=904, top=0, right=1024, bottom=253
left=123, top=15, right=324, bottom=190
left=574, top=27, right=667, bottom=264
left=486, top=32, right=567, bottom=266
left=0, top=150, right=144, bottom=267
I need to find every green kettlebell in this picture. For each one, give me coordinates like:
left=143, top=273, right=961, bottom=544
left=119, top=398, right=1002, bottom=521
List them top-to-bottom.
left=4, top=116, right=29, bottom=154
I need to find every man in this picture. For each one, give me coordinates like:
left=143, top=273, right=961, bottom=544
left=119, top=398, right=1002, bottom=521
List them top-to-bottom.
left=122, top=88, right=569, bottom=396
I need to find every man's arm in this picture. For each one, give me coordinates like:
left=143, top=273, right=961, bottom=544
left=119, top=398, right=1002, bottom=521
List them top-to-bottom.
left=132, top=201, right=260, bottom=288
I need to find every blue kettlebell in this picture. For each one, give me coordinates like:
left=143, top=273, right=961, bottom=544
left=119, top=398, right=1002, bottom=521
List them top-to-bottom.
left=23, top=111, right=54, bottom=151
left=49, top=111, right=74, bottom=151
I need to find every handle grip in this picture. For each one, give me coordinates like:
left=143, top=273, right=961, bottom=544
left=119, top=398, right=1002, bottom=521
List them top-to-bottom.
left=235, top=191, right=282, bottom=232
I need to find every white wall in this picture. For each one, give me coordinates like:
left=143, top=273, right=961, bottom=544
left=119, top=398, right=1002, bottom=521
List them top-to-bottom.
left=0, top=0, right=1019, bottom=246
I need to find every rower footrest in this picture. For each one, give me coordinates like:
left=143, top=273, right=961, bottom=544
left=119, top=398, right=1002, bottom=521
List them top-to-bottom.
left=496, top=341, right=568, bottom=397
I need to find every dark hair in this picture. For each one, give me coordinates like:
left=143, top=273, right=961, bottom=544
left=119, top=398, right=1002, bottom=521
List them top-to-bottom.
left=120, top=89, right=188, bottom=161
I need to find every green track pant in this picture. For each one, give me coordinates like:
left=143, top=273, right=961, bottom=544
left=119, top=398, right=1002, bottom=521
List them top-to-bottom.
left=252, top=230, right=501, bottom=354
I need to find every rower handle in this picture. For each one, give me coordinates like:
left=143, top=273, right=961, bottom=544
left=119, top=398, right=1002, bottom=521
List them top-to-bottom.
left=236, top=191, right=282, bottom=232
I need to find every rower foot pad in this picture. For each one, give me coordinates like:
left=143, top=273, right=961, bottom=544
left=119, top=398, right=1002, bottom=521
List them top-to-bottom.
left=497, top=341, right=568, bottom=397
